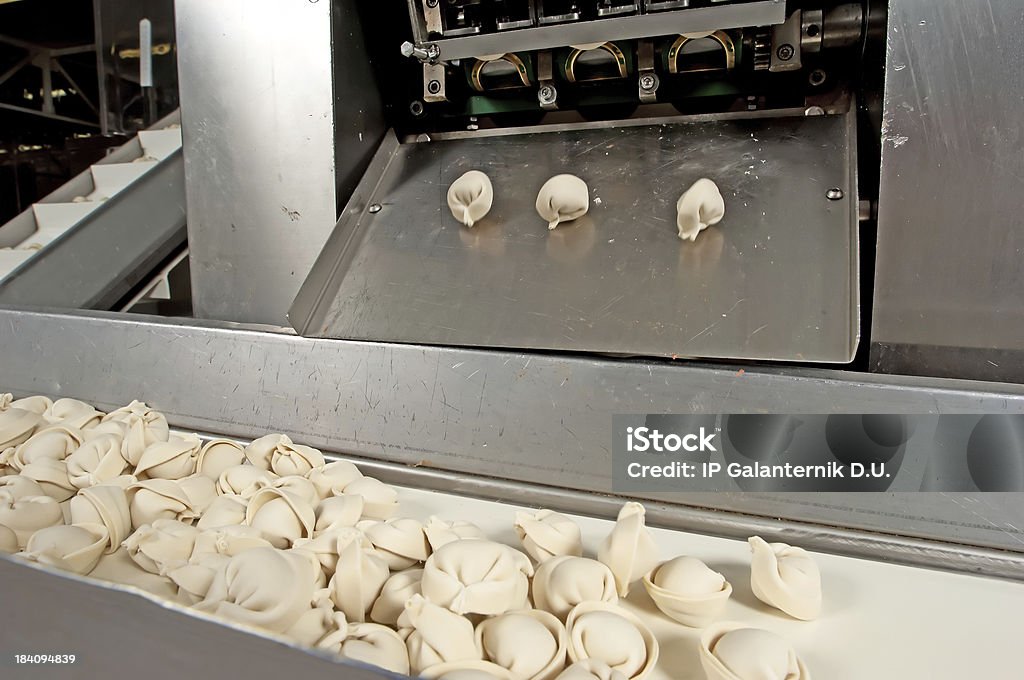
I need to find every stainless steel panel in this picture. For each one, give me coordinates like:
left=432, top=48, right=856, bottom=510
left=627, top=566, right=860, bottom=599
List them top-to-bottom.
left=175, top=0, right=384, bottom=326
left=871, top=0, right=1024, bottom=381
left=422, top=1, right=786, bottom=61
left=291, top=111, right=859, bottom=363
left=0, top=153, right=186, bottom=309
left=1, top=308, right=1022, bottom=557
left=0, top=557, right=400, bottom=680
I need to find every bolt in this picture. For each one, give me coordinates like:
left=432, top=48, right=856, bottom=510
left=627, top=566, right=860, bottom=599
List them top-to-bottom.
left=426, top=0, right=438, bottom=6
left=400, top=41, right=439, bottom=62
left=776, top=44, right=795, bottom=61
left=809, top=69, right=827, bottom=86
left=639, top=73, right=657, bottom=91
left=427, top=79, right=441, bottom=94
left=538, top=85, right=557, bottom=105
left=409, top=100, right=425, bottom=116
left=804, top=105, right=825, bottom=116
left=826, top=188, right=844, bottom=201
left=368, top=203, right=382, bottom=214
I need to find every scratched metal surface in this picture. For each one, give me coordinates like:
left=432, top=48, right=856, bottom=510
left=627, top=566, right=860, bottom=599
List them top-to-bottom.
left=871, top=0, right=1024, bottom=378
left=297, top=112, right=858, bottom=362
left=3, top=308, right=1024, bottom=555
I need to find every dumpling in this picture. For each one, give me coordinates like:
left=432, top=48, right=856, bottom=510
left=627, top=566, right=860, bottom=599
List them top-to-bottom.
left=447, top=170, right=494, bottom=228
left=536, top=175, right=589, bottom=230
left=676, top=178, right=725, bottom=242
left=597, top=502, right=659, bottom=596
left=514, top=509, right=582, bottom=563
left=423, top=516, right=486, bottom=551
left=21, top=523, right=108, bottom=575
left=748, top=536, right=822, bottom=620
left=420, top=538, right=533, bottom=616
left=195, top=547, right=316, bottom=634
left=533, top=556, right=618, bottom=620
left=642, top=556, right=732, bottom=627
left=370, top=567, right=423, bottom=626
left=398, top=594, right=480, bottom=674
left=565, top=602, right=658, bottom=680
left=476, top=609, right=567, bottom=680
left=318, top=615, right=410, bottom=675
left=699, top=622, right=811, bottom=680
left=556, top=660, right=628, bottom=680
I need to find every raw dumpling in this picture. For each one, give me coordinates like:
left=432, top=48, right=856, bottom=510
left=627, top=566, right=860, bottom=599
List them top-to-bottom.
left=448, top=170, right=494, bottom=228
left=536, top=175, right=589, bottom=230
left=676, top=178, right=725, bottom=241
left=245, top=433, right=325, bottom=477
left=195, top=439, right=246, bottom=479
left=343, top=477, right=399, bottom=520
left=68, top=484, right=132, bottom=553
left=244, top=487, right=315, bottom=548
left=0, top=493, right=63, bottom=547
left=597, top=502, right=659, bottom=596
left=514, top=509, right=582, bottom=563
left=423, top=516, right=486, bottom=551
left=361, top=517, right=430, bottom=570
left=123, top=518, right=199, bottom=575
left=21, top=522, right=108, bottom=575
left=748, top=536, right=822, bottom=620
left=328, top=537, right=390, bottom=622
left=421, top=538, right=533, bottom=616
left=195, top=547, right=316, bottom=634
left=533, top=556, right=618, bottom=620
left=642, top=556, right=732, bottom=627
left=370, top=567, right=423, bottom=626
left=399, top=593, right=480, bottom=674
left=565, top=602, right=658, bottom=680
left=476, top=609, right=567, bottom=680
left=318, top=615, right=411, bottom=675
left=699, top=622, right=811, bottom=680
left=420, top=660, right=518, bottom=679
left=557, top=660, right=628, bottom=680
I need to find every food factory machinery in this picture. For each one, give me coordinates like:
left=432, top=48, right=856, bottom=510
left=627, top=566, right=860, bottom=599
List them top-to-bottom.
left=1, top=1, right=1023, bottom=670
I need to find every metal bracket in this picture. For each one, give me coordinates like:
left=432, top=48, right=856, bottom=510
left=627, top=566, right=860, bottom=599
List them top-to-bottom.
left=420, top=0, right=442, bottom=35
left=770, top=10, right=803, bottom=73
left=637, top=39, right=659, bottom=103
left=536, top=50, right=558, bottom=110
left=422, top=62, right=446, bottom=102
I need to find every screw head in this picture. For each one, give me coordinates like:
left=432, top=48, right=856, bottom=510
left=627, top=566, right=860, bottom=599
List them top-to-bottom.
left=426, top=0, right=438, bottom=6
left=776, top=44, right=795, bottom=61
left=809, top=69, right=827, bottom=86
left=639, top=73, right=658, bottom=91
left=427, top=79, right=442, bottom=94
left=538, top=85, right=557, bottom=104
left=409, top=100, right=425, bottom=116
left=826, top=188, right=844, bottom=201
left=368, top=203, right=382, bottom=214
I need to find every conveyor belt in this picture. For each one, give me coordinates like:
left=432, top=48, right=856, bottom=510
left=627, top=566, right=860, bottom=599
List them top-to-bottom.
left=0, top=112, right=187, bottom=309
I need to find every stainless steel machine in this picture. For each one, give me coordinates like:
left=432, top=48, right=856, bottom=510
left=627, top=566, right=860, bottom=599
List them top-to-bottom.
left=1, top=0, right=1023, bottom=644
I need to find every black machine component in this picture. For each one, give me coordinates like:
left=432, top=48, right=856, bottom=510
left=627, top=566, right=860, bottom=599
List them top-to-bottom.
left=401, top=1, right=882, bottom=132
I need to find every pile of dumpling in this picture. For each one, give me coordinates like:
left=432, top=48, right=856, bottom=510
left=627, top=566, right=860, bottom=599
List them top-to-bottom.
left=1, top=394, right=820, bottom=680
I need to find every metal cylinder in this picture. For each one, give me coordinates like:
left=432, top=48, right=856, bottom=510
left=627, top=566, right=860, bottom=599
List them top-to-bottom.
left=822, top=3, right=864, bottom=49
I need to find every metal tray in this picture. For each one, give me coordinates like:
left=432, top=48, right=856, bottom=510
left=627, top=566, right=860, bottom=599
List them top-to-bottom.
left=291, top=109, right=858, bottom=362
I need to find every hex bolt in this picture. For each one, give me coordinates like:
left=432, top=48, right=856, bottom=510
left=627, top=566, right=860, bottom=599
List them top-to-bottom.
left=776, top=43, right=795, bottom=61
left=639, top=73, right=657, bottom=90
left=427, top=79, right=442, bottom=94
left=538, top=85, right=557, bottom=105
left=409, top=100, right=425, bottom=116
left=826, top=188, right=844, bottom=201
left=368, top=203, right=382, bottom=214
